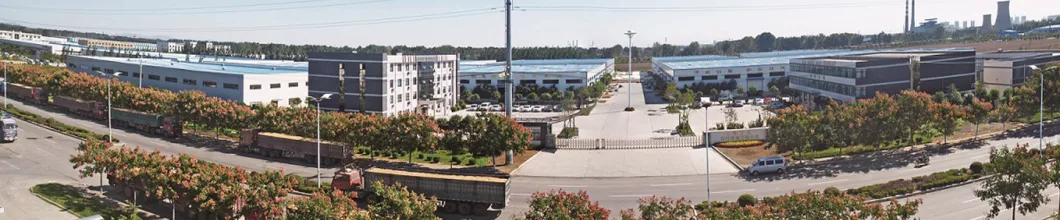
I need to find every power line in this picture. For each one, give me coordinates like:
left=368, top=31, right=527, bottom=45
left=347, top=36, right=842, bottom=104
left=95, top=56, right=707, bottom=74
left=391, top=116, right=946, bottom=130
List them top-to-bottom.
left=0, top=0, right=392, bottom=15
left=0, top=0, right=330, bottom=12
left=0, top=7, right=502, bottom=32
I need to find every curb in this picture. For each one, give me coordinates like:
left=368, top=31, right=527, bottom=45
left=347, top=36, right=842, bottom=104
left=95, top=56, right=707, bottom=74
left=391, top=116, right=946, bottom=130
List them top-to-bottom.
left=11, top=114, right=87, bottom=142
left=795, top=129, right=1011, bottom=168
left=709, top=146, right=744, bottom=171
left=863, top=175, right=993, bottom=204
left=290, top=190, right=312, bottom=197
left=31, top=191, right=86, bottom=218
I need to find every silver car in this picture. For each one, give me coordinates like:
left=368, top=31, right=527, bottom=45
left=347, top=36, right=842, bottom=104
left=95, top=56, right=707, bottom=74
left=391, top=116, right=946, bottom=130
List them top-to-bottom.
left=747, top=156, right=786, bottom=176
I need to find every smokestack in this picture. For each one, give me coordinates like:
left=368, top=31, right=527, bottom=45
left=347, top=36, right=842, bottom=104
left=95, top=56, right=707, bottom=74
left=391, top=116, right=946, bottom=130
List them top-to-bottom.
left=904, top=0, right=910, bottom=33
left=910, top=0, right=916, bottom=32
left=995, top=1, right=1012, bottom=30
left=983, top=14, right=993, bottom=30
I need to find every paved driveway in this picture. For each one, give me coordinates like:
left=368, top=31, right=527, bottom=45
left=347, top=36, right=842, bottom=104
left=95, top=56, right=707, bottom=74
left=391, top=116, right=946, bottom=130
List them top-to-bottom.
left=514, top=147, right=740, bottom=177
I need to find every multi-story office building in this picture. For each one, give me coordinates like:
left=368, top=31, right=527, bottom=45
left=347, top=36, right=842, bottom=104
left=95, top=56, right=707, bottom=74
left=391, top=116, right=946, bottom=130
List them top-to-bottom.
left=0, top=30, right=41, bottom=41
left=78, top=38, right=136, bottom=51
left=157, top=41, right=183, bottom=53
left=788, top=49, right=976, bottom=103
left=650, top=50, right=864, bottom=90
left=977, top=50, right=1060, bottom=91
left=307, top=52, right=459, bottom=116
left=66, top=55, right=308, bottom=107
left=458, top=58, right=614, bottom=90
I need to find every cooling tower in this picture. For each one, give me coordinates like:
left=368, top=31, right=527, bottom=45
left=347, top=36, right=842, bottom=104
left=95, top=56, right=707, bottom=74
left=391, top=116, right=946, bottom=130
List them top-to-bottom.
left=995, top=1, right=1012, bottom=30
left=983, top=14, right=993, bottom=30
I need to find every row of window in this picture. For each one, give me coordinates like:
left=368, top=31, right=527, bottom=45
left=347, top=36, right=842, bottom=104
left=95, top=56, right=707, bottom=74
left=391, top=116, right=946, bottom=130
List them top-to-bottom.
left=790, top=64, right=862, bottom=78
left=82, top=65, right=309, bottom=90
left=691, top=66, right=785, bottom=75
left=676, top=72, right=788, bottom=82
left=790, top=76, right=860, bottom=97
left=460, top=79, right=584, bottom=84
left=248, top=82, right=301, bottom=90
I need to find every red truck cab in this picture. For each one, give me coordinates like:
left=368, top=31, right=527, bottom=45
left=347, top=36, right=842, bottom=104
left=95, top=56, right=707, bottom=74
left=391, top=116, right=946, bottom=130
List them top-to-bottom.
left=162, top=117, right=183, bottom=138
left=331, top=168, right=362, bottom=193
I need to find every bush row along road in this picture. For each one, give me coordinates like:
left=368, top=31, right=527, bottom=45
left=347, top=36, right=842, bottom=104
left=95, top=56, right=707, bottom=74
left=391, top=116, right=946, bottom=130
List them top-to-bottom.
left=3, top=97, right=1060, bottom=219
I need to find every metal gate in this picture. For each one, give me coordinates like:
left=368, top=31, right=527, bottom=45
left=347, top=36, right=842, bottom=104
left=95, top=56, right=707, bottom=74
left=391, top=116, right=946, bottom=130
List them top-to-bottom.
left=553, top=136, right=703, bottom=150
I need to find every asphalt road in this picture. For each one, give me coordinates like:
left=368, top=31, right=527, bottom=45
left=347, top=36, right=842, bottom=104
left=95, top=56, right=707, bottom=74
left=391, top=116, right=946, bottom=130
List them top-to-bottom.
left=5, top=96, right=1060, bottom=219
left=0, top=117, right=94, bottom=220
left=915, top=182, right=1060, bottom=220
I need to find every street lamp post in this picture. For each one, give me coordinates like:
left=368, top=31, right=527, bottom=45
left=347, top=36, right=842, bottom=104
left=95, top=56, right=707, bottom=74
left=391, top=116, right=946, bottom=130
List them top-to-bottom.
left=624, top=30, right=636, bottom=111
left=138, top=55, right=143, bottom=88
left=3, top=61, right=7, bottom=108
left=1030, top=65, right=1045, bottom=156
left=95, top=71, right=119, bottom=194
left=311, top=93, right=334, bottom=188
left=704, top=107, right=711, bottom=209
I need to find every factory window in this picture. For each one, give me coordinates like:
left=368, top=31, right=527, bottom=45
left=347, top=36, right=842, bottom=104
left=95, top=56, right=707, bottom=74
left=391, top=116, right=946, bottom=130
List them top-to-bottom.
left=68, top=63, right=77, bottom=68
left=92, top=67, right=101, bottom=72
left=770, top=67, right=775, bottom=70
left=104, top=68, right=114, bottom=74
left=728, top=69, right=732, bottom=73
left=705, top=70, right=711, bottom=74
left=115, top=71, right=128, bottom=77
left=132, top=72, right=140, bottom=78
left=769, top=72, right=785, bottom=77
left=747, top=73, right=763, bottom=78
left=148, top=74, right=160, bottom=80
left=724, top=74, right=741, bottom=79
left=678, top=76, right=695, bottom=81
left=701, top=76, right=718, bottom=80
left=165, top=77, right=178, bottom=83
left=183, top=79, right=197, bottom=85
left=398, top=79, right=402, bottom=87
left=543, top=79, right=560, bottom=84
left=566, top=79, right=583, bottom=84
left=459, top=80, right=470, bottom=84
left=476, top=80, right=491, bottom=84
left=520, top=80, right=537, bottom=85
left=203, top=81, right=217, bottom=88
left=288, top=82, right=299, bottom=87
left=223, top=83, right=239, bottom=89
left=270, top=83, right=281, bottom=89
left=250, top=84, right=262, bottom=90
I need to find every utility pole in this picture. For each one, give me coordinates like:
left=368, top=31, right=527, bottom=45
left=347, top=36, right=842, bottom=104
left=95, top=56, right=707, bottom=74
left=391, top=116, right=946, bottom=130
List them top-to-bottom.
left=504, top=0, right=515, bottom=164
left=624, top=31, right=636, bottom=111
left=138, top=54, right=143, bottom=88
left=704, top=109, right=711, bottom=211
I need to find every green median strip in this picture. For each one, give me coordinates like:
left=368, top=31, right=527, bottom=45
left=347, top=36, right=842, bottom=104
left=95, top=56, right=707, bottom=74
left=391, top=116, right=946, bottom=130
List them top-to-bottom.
left=3, top=105, right=119, bottom=143
left=31, top=183, right=110, bottom=218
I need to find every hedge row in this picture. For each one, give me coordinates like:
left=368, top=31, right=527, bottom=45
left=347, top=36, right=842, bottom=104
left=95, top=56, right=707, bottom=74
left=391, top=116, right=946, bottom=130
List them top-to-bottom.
left=3, top=105, right=118, bottom=142
left=715, top=140, right=766, bottom=148
left=846, top=168, right=979, bottom=199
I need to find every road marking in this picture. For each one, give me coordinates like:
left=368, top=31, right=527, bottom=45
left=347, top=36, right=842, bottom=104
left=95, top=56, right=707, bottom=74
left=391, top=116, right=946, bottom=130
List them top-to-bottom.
left=43, top=139, right=57, bottom=144
left=150, top=141, right=169, bottom=147
left=34, top=147, right=55, bottom=157
left=970, top=155, right=988, bottom=159
left=0, top=160, right=18, bottom=170
left=898, top=168, right=922, bottom=173
left=808, top=179, right=848, bottom=186
left=650, top=183, right=696, bottom=187
left=547, top=185, right=587, bottom=188
left=711, top=189, right=756, bottom=194
left=1051, top=192, right=1060, bottom=198
left=510, top=193, right=533, bottom=197
left=609, top=194, right=654, bottom=198
left=962, top=198, right=979, bottom=203
left=968, top=208, right=1010, bottom=220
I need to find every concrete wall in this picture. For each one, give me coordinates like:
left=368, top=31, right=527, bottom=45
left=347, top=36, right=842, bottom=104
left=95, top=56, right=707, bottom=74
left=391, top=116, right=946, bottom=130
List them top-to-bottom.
left=706, top=127, right=769, bottom=145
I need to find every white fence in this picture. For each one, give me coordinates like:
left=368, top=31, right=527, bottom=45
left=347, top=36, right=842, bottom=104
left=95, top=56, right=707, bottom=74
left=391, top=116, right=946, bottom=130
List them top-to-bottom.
left=554, top=136, right=703, bottom=150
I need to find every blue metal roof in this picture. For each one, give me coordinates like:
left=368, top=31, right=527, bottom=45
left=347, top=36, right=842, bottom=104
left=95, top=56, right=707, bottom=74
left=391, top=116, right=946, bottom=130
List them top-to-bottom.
left=658, top=50, right=865, bottom=70
left=78, top=56, right=305, bottom=75
left=460, top=58, right=611, bottom=74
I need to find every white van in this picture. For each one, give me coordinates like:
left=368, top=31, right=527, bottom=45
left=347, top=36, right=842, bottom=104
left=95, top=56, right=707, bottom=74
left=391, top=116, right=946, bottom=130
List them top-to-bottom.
left=747, top=156, right=786, bottom=176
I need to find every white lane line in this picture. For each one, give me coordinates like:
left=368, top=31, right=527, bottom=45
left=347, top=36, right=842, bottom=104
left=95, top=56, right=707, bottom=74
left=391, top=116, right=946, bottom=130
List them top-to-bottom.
left=43, top=139, right=57, bottom=144
left=150, top=141, right=169, bottom=147
left=34, top=147, right=55, bottom=157
left=970, top=155, right=989, bottom=159
left=0, top=160, right=18, bottom=170
left=898, top=168, right=922, bottom=173
left=808, top=179, right=848, bottom=186
left=650, top=183, right=696, bottom=187
left=547, top=185, right=587, bottom=188
left=711, top=189, right=756, bottom=194
left=1051, top=192, right=1060, bottom=198
left=511, top=193, right=533, bottom=197
left=609, top=194, right=654, bottom=198
left=962, top=198, right=979, bottom=203
left=968, top=208, right=1010, bottom=220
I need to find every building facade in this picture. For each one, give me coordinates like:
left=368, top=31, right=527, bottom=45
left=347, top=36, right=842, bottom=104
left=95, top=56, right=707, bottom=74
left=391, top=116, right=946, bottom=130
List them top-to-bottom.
left=0, top=30, right=41, bottom=41
left=157, top=41, right=182, bottom=53
left=788, top=49, right=976, bottom=103
left=651, top=50, right=865, bottom=91
left=978, top=50, right=1060, bottom=91
left=307, top=52, right=459, bottom=116
left=66, top=55, right=308, bottom=107
left=458, top=58, right=614, bottom=91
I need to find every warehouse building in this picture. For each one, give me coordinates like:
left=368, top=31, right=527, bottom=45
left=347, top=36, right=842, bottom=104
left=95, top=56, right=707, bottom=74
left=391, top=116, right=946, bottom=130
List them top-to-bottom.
left=0, top=30, right=41, bottom=41
left=788, top=49, right=976, bottom=103
left=650, top=50, right=864, bottom=90
left=977, top=50, right=1060, bottom=91
left=307, top=52, right=459, bottom=116
left=65, top=55, right=308, bottom=107
left=458, top=58, right=614, bottom=90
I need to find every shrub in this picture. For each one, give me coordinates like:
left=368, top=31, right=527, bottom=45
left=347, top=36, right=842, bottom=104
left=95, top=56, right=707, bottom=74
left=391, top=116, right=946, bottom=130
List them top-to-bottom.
left=666, top=105, right=680, bottom=114
left=747, top=118, right=765, bottom=128
left=726, top=122, right=745, bottom=129
left=713, top=123, right=726, bottom=130
left=559, top=127, right=579, bottom=138
left=715, top=140, right=766, bottom=148
left=417, top=153, right=425, bottom=159
left=431, top=156, right=441, bottom=163
left=465, top=158, right=476, bottom=165
left=969, top=162, right=983, bottom=174
left=824, top=187, right=841, bottom=196
left=737, top=194, right=756, bottom=207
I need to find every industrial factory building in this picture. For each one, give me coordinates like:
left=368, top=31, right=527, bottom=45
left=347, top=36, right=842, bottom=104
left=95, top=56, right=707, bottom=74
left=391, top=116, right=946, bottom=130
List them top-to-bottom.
left=788, top=49, right=977, bottom=103
left=650, top=50, right=866, bottom=91
left=977, top=50, right=1060, bottom=91
left=307, top=52, right=459, bottom=116
left=65, top=55, right=309, bottom=107
left=458, top=58, right=615, bottom=90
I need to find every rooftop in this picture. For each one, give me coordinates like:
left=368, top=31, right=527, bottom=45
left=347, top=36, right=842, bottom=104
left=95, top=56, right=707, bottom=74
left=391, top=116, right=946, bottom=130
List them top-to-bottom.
left=799, top=48, right=975, bottom=62
left=656, top=50, right=866, bottom=70
left=979, top=50, right=1060, bottom=61
left=74, top=55, right=306, bottom=75
left=460, top=58, right=611, bottom=74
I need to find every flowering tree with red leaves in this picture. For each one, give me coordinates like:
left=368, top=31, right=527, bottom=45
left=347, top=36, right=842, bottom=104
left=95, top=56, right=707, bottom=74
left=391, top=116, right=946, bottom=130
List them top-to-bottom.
left=965, top=97, right=994, bottom=140
left=523, top=190, right=610, bottom=220
left=619, top=196, right=696, bottom=220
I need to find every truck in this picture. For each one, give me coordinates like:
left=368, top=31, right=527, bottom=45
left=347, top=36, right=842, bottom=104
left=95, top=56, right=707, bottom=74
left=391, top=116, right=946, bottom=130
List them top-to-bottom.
left=6, top=82, right=48, bottom=104
left=52, top=96, right=105, bottom=120
left=111, top=107, right=183, bottom=138
left=1, top=113, right=16, bottom=142
left=238, top=129, right=350, bottom=165
left=332, top=167, right=510, bottom=216
left=107, top=174, right=267, bottom=220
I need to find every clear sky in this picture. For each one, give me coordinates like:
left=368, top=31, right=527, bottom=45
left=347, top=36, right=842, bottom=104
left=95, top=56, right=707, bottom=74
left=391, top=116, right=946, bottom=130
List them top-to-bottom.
left=1, top=0, right=1057, bottom=47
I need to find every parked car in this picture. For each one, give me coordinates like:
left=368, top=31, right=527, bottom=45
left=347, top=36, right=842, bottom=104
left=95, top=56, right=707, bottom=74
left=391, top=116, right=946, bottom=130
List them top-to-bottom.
left=754, top=98, right=765, bottom=105
left=729, top=100, right=744, bottom=107
left=479, top=102, right=492, bottom=111
left=468, top=103, right=480, bottom=111
left=490, top=104, right=502, bottom=111
left=518, top=105, right=531, bottom=112
left=532, top=105, right=544, bottom=112
left=542, top=105, right=553, bottom=112
left=553, top=105, right=564, bottom=112
left=747, top=156, right=786, bottom=176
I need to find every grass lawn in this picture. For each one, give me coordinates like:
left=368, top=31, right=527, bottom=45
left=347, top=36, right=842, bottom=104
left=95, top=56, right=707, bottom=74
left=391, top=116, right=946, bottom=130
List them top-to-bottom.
left=577, top=104, right=596, bottom=116
left=1017, top=111, right=1060, bottom=124
left=714, top=145, right=784, bottom=168
left=353, top=147, right=492, bottom=167
left=30, top=183, right=109, bottom=218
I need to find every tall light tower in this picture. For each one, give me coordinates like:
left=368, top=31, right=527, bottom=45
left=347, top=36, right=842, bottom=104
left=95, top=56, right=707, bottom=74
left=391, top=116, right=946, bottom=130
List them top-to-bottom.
left=504, top=0, right=516, bottom=164
left=624, top=30, right=636, bottom=111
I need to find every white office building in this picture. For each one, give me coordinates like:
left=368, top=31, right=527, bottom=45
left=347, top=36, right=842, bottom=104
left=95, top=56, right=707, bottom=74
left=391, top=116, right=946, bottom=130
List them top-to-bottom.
left=66, top=55, right=308, bottom=107
left=458, top=58, right=615, bottom=90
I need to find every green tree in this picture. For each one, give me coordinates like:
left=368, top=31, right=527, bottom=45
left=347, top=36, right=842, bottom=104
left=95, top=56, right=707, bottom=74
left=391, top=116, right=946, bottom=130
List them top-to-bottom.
left=754, top=32, right=777, bottom=52
left=769, top=85, right=780, bottom=97
left=747, top=86, right=759, bottom=97
left=736, top=87, right=745, bottom=97
left=895, top=90, right=933, bottom=146
left=528, top=92, right=539, bottom=101
left=965, top=98, right=994, bottom=140
left=994, top=102, right=1017, bottom=131
left=767, top=105, right=817, bottom=157
left=469, top=114, right=532, bottom=167
left=974, top=146, right=1050, bottom=220
left=367, top=181, right=439, bottom=220
left=524, top=190, right=610, bottom=220
left=619, top=196, right=695, bottom=220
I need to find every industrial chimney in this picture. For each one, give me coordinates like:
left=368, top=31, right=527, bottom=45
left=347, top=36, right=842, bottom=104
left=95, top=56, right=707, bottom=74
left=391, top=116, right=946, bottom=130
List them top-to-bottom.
left=904, top=0, right=910, bottom=33
left=910, top=0, right=916, bottom=32
left=995, top=1, right=1012, bottom=30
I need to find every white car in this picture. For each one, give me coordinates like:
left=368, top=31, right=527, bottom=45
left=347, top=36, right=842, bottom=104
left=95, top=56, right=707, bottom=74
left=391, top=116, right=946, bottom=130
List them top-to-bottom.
left=754, top=98, right=765, bottom=105
left=735, top=100, right=746, bottom=105
left=479, top=102, right=492, bottom=111
left=468, top=103, right=480, bottom=111
left=490, top=104, right=502, bottom=111
left=532, top=105, right=544, bottom=112
left=747, top=156, right=787, bottom=176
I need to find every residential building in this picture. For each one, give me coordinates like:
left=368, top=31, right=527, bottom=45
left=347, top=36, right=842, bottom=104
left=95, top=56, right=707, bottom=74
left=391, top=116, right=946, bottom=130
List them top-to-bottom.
left=788, top=49, right=976, bottom=103
left=650, top=50, right=865, bottom=91
left=977, top=50, right=1060, bottom=91
left=307, top=52, right=459, bottom=116
left=65, top=55, right=308, bottom=107
left=458, top=58, right=614, bottom=90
